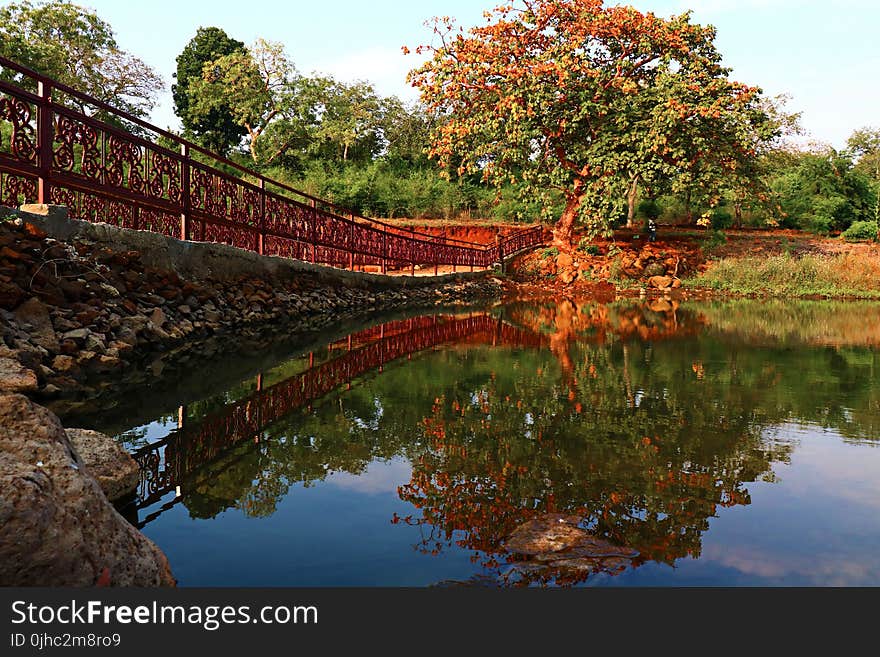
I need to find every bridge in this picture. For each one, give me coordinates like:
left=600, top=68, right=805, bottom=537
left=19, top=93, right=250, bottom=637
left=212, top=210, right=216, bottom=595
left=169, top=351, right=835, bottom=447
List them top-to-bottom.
left=0, top=55, right=543, bottom=274
left=130, top=312, right=547, bottom=527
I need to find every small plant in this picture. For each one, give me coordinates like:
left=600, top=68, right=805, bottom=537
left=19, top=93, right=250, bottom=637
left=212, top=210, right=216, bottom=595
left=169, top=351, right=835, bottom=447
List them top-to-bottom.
left=842, top=221, right=879, bottom=243
left=576, top=237, right=601, bottom=256
left=540, top=246, right=560, bottom=259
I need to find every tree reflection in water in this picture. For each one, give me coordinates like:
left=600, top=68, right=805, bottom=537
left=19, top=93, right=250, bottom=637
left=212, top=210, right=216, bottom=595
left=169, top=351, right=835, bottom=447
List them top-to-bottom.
left=119, top=298, right=880, bottom=586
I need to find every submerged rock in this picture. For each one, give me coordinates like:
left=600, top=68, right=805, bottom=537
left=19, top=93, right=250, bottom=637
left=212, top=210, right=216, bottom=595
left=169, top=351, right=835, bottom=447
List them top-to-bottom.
left=0, top=394, right=174, bottom=587
left=65, top=428, right=139, bottom=502
left=504, top=514, right=639, bottom=583
left=505, top=514, right=590, bottom=556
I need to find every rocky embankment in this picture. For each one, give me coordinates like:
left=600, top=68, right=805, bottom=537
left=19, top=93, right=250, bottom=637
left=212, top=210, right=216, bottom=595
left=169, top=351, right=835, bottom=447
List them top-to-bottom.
left=0, top=207, right=502, bottom=401
left=511, top=239, right=703, bottom=293
left=0, top=393, right=173, bottom=586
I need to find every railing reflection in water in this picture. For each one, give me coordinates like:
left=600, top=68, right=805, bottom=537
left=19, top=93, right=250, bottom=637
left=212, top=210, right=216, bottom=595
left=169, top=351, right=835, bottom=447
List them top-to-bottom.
left=130, top=313, right=546, bottom=527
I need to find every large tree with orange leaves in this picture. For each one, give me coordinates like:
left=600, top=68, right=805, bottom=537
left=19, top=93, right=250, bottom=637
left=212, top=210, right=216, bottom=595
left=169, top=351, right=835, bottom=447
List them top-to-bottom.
left=408, top=0, right=774, bottom=245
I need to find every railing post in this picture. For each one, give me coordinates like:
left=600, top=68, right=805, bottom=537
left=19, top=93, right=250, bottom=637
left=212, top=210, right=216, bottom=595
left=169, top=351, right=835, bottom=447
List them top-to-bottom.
left=36, top=80, right=52, bottom=204
left=180, top=143, right=191, bottom=241
left=258, top=179, right=266, bottom=256
left=310, top=199, right=317, bottom=263
left=348, top=214, right=354, bottom=271
left=381, top=229, right=387, bottom=274
left=495, top=235, right=504, bottom=274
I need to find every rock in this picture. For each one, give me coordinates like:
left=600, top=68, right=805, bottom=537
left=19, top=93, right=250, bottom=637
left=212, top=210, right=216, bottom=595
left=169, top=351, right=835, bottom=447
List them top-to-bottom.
left=556, top=252, right=574, bottom=270
left=644, top=262, right=667, bottom=278
left=559, top=269, right=577, bottom=285
left=648, top=276, right=674, bottom=290
left=0, top=281, right=25, bottom=308
left=99, top=283, right=121, bottom=298
left=13, top=298, right=59, bottom=353
left=149, top=307, right=166, bottom=327
left=61, top=328, right=90, bottom=342
left=84, top=333, right=106, bottom=353
left=0, top=357, right=38, bottom=393
left=0, top=395, right=174, bottom=586
left=65, top=429, right=139, bottom=502
left=506, top=514, right=590, bottom=556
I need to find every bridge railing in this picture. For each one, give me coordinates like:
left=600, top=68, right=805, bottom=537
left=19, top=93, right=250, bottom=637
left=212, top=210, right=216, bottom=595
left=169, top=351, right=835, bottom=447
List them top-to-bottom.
left=0, top=55, right=544, bottom=274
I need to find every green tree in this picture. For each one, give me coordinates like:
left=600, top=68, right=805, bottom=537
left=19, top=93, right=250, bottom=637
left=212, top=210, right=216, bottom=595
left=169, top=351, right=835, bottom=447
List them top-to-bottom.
left=0, top=0, right=162, bottom=119
left=408, top=0, right=770, bottom=246
left=172, top=27, right=247, bottom=154
left=187, top=39, right=317, bottom=166
left=311, top=78, right=384, bottom=163
left=848, top=127, right=880, bottom=223
left=772, top=146, right=874, bottom=233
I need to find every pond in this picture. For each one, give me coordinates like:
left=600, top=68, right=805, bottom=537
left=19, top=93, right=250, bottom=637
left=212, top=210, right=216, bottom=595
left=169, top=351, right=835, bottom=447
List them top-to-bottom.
left=62, top=298, right=880, bottom=587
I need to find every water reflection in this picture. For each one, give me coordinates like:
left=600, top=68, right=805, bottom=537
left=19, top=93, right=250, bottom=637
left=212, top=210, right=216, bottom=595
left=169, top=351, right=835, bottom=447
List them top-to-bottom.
left=98, top=298, right=880, bottom=586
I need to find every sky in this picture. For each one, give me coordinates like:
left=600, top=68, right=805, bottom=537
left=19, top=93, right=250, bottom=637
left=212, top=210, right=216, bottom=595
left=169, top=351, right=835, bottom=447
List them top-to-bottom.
left=74, top=0, right=879, bottom=148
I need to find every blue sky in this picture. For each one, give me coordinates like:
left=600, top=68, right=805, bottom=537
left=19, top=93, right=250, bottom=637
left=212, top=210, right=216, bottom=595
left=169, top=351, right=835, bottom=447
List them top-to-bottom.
left=80, top=0, right=878, bottom=148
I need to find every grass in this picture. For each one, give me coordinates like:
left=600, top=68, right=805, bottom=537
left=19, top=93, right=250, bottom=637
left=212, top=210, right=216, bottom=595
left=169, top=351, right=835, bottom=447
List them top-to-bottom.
left=686, top=253, right=880, bottom=299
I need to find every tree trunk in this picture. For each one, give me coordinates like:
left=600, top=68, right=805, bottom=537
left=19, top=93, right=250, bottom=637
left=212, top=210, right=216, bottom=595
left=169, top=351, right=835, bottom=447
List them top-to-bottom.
left=626, top=175, right=640, bottom=229
left=685, top=189, right=693, bottom=224
left=553, top=195, right=581, bottom=248
left=734, top=199, right=743, bottom=228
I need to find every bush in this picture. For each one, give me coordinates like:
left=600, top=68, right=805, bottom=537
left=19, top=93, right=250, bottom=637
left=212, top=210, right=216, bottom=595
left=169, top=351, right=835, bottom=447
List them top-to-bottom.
left=637, top=198, right=662, bottom=220
left=710, top=206, right=733, bottom=230
left=843, top=221, right=879, bottom=242
left=577, top=238, right=601, bottom=256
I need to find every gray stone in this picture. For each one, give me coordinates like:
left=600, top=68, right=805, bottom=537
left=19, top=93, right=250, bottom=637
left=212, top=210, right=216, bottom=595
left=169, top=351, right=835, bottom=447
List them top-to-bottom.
left=14, top=298, right=59, bottom=353
left=61, top=328, right=90, bottom=341
left=0, top=394, right=174, bottom=586
left=65, top=429, right=139, bottom=502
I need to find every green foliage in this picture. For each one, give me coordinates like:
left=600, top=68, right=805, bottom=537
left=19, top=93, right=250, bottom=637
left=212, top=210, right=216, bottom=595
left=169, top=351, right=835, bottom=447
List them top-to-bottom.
left=0, top=0, right=162, bottom=120
left=173, top=27, right=247, bottom=154
left=771, top=151, right=875, bottom=233
left=637, top=199, right=662, bottom=221
left=710, top=205, right=733, bottom=230
left=842, top=221, right=879, bottom=242
left=577, top=238, right=602, bottom=256
left=540, top=247, right=560, bottom=260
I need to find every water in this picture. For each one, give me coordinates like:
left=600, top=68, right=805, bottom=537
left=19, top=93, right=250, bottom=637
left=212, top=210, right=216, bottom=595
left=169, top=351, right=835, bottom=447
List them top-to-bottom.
left=64, top=299, right=880, bottom=587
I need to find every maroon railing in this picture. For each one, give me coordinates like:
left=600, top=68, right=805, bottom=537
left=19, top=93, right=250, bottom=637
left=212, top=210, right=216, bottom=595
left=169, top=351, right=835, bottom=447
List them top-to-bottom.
left=0, top=55, right=544, bottom=273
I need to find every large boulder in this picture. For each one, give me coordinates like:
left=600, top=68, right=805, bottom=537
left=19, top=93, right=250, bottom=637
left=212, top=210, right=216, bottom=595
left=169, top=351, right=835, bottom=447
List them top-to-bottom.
left=0, top=394, right=174, bottom=586
left=65, top=429, right=139, bottom=502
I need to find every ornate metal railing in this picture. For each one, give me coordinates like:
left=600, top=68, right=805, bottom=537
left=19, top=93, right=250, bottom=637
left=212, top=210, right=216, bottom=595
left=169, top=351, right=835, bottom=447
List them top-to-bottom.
left=0, top=55, right=544, bottom=273
left=130, top=313, right=547, bottom=526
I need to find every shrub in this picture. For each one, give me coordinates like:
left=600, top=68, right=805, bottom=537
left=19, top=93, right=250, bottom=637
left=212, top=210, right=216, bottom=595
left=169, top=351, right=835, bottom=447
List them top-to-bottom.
left=637, top=198, right=662, bottom=220
left=842, top=221, right=879, bottom=242
left=577, top=238, right=601, bottom=256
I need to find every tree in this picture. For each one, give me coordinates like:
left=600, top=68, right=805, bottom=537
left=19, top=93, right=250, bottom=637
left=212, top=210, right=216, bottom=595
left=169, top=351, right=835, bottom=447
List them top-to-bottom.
left=0, top=0, right=162, bottom=119
left=408, top=0, right=770, bottom=246
left=172, top=27, right=247, bottom=154
left=187, top=39, right=318, bottom=167
left=311, top=79, right=384, bottom=163
left=380, top=98, right=434, bottom=168
left=848, top=127, right=880, bottom=222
